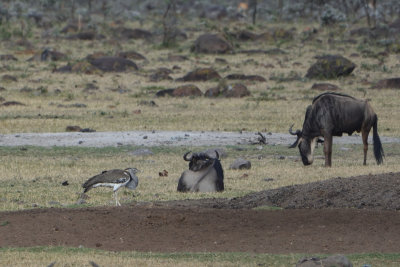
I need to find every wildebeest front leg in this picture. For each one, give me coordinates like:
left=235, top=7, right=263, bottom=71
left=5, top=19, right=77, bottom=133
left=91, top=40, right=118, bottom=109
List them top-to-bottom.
left=362, top=129, right=370, bottom=165
left=324, top=134, right=333, bottom=167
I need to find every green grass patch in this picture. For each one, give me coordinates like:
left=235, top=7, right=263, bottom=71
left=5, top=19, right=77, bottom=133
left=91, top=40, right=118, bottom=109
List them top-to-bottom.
left=1, top=247, right=399, bottom=267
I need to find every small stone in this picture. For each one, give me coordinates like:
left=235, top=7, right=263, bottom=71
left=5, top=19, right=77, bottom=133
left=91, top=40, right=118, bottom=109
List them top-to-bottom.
left=229, top=158, right=251, bottom=170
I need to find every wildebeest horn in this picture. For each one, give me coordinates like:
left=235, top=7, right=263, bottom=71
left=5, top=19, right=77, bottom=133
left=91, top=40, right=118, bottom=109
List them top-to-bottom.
left=289, top=124, right=302, bottom=148
left=214, top=150, right=219, bottom=160
left=183, top=151, right=192, bottom=161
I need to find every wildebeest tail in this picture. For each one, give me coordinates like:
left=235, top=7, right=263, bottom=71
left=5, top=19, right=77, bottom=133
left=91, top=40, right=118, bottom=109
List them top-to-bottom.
left=373, top=115, right=384, bottom=165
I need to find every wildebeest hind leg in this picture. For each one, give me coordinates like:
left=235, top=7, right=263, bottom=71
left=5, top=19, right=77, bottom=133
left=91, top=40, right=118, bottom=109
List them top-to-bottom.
left=362, top=129, right=370, bottom=165
left=324, top=134, right=333, bottom=167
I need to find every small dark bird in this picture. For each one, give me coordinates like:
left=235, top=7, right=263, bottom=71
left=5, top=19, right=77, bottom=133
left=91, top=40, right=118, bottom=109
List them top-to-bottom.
left=82, top=168, right=139, bottom=206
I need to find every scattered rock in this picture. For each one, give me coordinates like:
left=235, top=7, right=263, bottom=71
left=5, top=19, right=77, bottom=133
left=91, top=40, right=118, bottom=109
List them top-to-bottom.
left=60, top=24, right=78, bottom=33
left=116, top=27, right=152, bottom=39
left=257, top=28, right=295, bottom=43
left=234, top=30, right=259, bottom=41
left=67, top=31, right=97, bottom=40
left=191, top=33, right=233, bottom=54
left=238, top=48, right=287, bottom=55
left=28, top=49, right=67, bottom=61
left=117, top=51, right=146, bottom=61
left=86, top=52, right=108, bottom=61
left=0, top=54, right=17, bottom=61
left=167, top=54, right=188, bottom=62
left=305, top=55, right=356, bottom=79
left=89, top=56, right=138, bottom=72
left=215, top=58, right=228, bottom=64
left=71, top=61, right=101, bottom=74
left=54, top=63, right=72, bottom=73
left=149, top=68, right=173, bottom=82
left=178, top=68, right=221, bottom=82
left=225, top=74, right=266, bottom=82
left=2, top=75, right=17, bottom=82
left=371, top=78, right=400, bottom=89
left=83, top=83, right=99, bottom=93
left=222, top=83, right=251, bottom=98
left=311, top=83, right=340, bottom=91
left=173, top=84, right=203, bottom=97
left=204, top=87, right=221, bottom=97
left=155, top=89, right=175, bottom=97
left=138, top=100, right=158, bottom=107
left=1, top=101, right=25, bottom=106
left=58, top=103, right=87, bottom=108
left=66, top=126, right=82, bottom=132
left=80, top=128, right=96, bottom=133
left=129, top=148, right=154, bottom=156
left=229, top=158, right=251, bottom=170
left=159, top=170, right=168, bottom=177
left=61, top=181, right=69, bottom=186
left=296, top=254, right=353, bottom=267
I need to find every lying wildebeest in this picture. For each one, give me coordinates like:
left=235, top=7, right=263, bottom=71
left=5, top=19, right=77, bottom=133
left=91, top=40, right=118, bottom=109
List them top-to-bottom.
left=289, top=92, right=384, bottom=167
left=177, top=151, right=224, bottom=192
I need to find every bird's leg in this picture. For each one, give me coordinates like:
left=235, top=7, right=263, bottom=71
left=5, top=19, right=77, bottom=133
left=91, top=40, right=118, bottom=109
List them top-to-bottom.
left=114, top=191, right=121, bottom=206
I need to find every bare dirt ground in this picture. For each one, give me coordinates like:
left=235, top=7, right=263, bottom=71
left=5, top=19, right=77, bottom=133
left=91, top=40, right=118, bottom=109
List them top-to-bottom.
left=1, top=132, right=400, bottom=254
left=1, top=172, right=400, bottom=254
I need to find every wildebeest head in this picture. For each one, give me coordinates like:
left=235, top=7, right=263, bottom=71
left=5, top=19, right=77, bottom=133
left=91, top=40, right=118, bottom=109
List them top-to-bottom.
left=289, top=124, right=319, bottom=166
left=183, top=151, right=219, bottom=171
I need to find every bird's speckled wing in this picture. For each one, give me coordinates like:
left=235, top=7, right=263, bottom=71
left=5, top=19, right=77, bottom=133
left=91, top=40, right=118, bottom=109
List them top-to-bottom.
left=82, top=169, right=130, bottom=192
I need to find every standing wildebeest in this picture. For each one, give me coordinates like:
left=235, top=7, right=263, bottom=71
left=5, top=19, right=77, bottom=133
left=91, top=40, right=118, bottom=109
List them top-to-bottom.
left=289, top=92, right=384, bottom=167
left=177, top=151, right=224, bottom=192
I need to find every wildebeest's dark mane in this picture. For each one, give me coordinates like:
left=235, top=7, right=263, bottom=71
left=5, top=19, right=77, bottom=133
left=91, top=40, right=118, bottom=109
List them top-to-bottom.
left=312, top=92, right=357, bottom=104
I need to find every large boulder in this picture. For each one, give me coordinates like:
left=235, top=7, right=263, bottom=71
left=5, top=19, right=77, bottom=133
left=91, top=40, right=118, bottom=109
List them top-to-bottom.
left=115, top=27, right=153, bottom=40
left=191, top=34, right=233, bottom=54
left=117, top=51, right=146, bottom=61
left=305, top=55, right=356, bottom=79
left=89, top=56, right=138, bottom=72
left=225, top=74, right=266, bottom=82
left=371, top=78, right=400, bottom=89
left=222, top=83, right=251, bottom=98
left=155, top=85, right=202, bottom=97
left=172, top=85, right=203, bottom=97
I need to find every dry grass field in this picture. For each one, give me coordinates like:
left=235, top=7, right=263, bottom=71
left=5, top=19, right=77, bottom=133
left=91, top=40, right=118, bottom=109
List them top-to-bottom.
left=1, top=8, right=400, bottom=267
